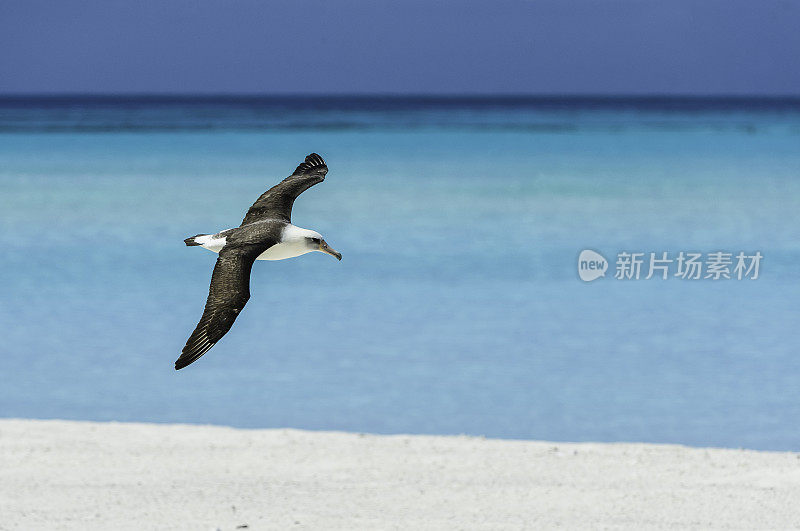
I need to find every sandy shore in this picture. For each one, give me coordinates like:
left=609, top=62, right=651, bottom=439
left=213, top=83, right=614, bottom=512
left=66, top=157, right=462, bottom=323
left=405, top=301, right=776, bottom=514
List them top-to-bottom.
left=1, top=419, right=799, bottom=530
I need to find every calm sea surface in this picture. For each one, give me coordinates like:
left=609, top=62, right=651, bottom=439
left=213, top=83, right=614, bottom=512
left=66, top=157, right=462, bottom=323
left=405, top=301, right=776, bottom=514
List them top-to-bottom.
left=1, top=96, right=799, bottom=450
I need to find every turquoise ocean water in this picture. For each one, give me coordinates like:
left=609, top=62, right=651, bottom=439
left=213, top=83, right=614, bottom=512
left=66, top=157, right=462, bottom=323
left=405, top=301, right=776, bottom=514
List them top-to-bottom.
left=1, top=96, right=799, bottom=450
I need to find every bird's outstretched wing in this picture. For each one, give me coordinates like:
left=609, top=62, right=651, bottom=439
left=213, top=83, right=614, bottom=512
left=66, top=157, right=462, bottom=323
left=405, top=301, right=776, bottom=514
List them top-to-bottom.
left=240, top=153, right=328, bottom=226
left=175, top=248, right=260, bottom=370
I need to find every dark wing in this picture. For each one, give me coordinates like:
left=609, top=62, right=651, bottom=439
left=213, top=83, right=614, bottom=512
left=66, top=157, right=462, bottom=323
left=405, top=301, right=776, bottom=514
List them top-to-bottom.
left=240, top=153, right=328, bottom=226
left=175, top=248, right=259, bottom=370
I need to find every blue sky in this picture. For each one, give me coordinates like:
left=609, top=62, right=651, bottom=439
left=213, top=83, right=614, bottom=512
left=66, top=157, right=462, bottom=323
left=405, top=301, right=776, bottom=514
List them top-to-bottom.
left=1, top=0, right=798, bottom=95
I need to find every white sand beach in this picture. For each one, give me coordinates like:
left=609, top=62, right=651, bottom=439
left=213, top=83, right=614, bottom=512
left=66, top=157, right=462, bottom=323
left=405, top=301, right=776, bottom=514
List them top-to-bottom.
left=1, top=419, right=799, bottom=530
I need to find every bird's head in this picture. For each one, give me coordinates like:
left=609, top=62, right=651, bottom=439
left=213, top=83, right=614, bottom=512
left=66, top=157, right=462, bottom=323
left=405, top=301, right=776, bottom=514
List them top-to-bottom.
left=306, top=233, right=342, bottom=261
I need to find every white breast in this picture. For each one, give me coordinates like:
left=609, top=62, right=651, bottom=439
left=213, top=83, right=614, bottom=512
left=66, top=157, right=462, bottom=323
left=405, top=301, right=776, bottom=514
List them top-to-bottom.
left=256, top=224, right=318, bottom=261
left=256, top=240, right=311, bottom=260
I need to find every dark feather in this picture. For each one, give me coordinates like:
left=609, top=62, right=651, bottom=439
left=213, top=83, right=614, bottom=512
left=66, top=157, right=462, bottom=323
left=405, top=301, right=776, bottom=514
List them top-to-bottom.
left=240, top=153, right=327, bottom=226
left=184, top=234, right=206, bottom=246
left=175, top=248, right=260, bottom=370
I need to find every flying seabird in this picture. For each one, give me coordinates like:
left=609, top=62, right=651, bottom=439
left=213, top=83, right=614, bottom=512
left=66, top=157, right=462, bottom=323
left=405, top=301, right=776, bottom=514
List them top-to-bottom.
left=175, top=153, right=341, bottom=370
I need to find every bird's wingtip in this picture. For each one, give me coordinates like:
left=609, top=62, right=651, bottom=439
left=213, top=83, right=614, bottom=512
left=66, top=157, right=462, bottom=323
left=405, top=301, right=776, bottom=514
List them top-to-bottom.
left=293, top=153, right=327, bottom=176
left=174, top=354, right=196, bottom=370
left=174, top=355, right=198, bottom=370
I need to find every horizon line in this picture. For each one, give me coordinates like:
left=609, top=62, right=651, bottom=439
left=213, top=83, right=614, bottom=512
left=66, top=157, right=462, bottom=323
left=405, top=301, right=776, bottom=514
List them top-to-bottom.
left=1, top=92, right=800, bottom=100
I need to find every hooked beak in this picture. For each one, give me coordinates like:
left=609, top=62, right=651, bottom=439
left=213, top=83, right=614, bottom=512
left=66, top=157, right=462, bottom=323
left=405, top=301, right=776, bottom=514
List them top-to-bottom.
left=319, top=240, right=342, bottom=261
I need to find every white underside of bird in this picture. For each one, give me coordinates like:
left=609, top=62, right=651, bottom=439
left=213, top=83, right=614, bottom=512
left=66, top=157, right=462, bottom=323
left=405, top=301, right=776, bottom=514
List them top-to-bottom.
left=192, top=224, right=323, bottom=261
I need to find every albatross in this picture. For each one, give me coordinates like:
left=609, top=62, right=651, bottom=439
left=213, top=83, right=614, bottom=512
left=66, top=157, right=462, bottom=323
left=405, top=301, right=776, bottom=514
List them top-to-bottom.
left=175, top=153, right=341, bottom=370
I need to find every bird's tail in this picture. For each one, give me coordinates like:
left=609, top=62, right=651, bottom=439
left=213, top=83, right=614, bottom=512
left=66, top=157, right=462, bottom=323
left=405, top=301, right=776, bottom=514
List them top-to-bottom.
left=184, top=234, right=208, bottom=246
